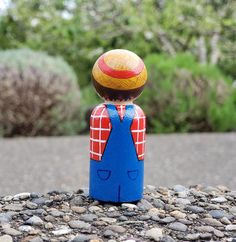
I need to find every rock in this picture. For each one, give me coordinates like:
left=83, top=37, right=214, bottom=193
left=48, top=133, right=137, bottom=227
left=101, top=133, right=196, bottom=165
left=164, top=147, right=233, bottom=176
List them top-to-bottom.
left=146, top=185, right=156, bottom=191
left=173, top=185, right=187, bottom=193
left=13, top=192, right=31, bottom=200
left=3, top=196, right=13, bottom=202
left=70, top=196, right=83, bottom=206
left=211, top=196, right=227, bottom=203
left=31, top=197, right=48, bottom=205
left=175, top=198, right=191, bottom=205
left=138, top=199, right=154, bottom=210
left=153, top=199, right=165, bottom=209
left=26, top=201, right=38, bottom=209
left=121, top=203, right=138, bottom=210
left=3, top=204, right=23, bottom=211
left=88, top=205, right=103, bottom=213
left=186, top=205, right=205, bottom=213
left=71, top=206, right=86, bottom=214
left=229, top=206, right=236, bottom=215
left=108, top=207, right=117, bottom=212
left=148, top=208, right=160, bottom=216
left=49, top=209, right=64, bottom=217
left=209, top=209, right=226, bottom=219
left=170, top=210, right=186, bottom=219
left=0, top=213, right=12, bottom=223
left=80, top=214, right=98, bottom=222
left=26, top=215, right=44, bottom=226
left=44, top=215, right=55, bottom=222
left=119, top=215, right=128, bottom=221
left=139, top=215, right=151, bottom=220
left=160, top=216, right=175, bottom=224
left=220, top=216, right=231, bottom=225
left=99, top=217, right=117, bottom=223
left=178, top=218, right=192, bottom=225
left=201, top=218, right=223, bottom=227
left=68, top=220, right=91, bottom=229
left=45, top=222, right=54, bottom=229
left=168, top=222, right=187, bottom=232
left=18, top=225, right=34, bottom=232
left=106, top=225, right=126, bottom=233
left=225, top=225, right=236, bottom=231
left=196, top=226, right=215, bottom=233
left=3, top=227, right=22, bottom=236
left=52, top=227, right=72, bottom=236
left=146, top=228, right=163, bottom=241
left=213, top=229, right=224, bottom=237
left=103, top=230, right=116, bottom=238
left=199, top=233, right=212, bottom=239
left=70, top=234, right=93, bottom=242
left=185, top=234, right=200, bottom=240
left=0, top=235, right=13, bottom=242
left=161, top=235, right=175, bottom=242
left=28, top=237, right=43, bottom=242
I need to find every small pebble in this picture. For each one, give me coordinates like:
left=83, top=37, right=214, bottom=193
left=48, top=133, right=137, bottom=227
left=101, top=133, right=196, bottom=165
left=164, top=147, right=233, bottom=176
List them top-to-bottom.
left=13, top=192, right=31, bottom=200
left=211, top=196, right=227, bottom=203
left=121, top=203, right=138, bottom=210
left=3, top=204, right=23, bottom=211
left=186, top=205, right=205, bottom=213
left=71, top=206, right=86, bottom=214
left=88, top=206, right=102, bottom=213
left=208, top=209, right=226, bottom=219
left=170, top=210, right=186, bottom=219
left=26, top=215, right=44, bottom=226
left=201, top=218, right=223, bottom=227
left=68, top=220, right=91, bottom=229
left=168, top=222, right=187, bottom=232
left=225, top=224, right=236, bottom=231
left=106, top=225, right=126, bottom=233
left=52, top=227, right=72, bottom=236
left=146, top=228, right=163, bottom=241
left=185, top=233, right=200, bottom=240
left=0, top=235, right=13, bottom=242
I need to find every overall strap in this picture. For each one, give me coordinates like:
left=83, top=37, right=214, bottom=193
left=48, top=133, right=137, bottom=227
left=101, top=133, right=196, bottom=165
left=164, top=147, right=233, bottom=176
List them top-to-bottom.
left=105, top=104, right=120, bottom=126
left=106, top=104, right=135, bottom=127
left=123, top=105, right=135, bottom=126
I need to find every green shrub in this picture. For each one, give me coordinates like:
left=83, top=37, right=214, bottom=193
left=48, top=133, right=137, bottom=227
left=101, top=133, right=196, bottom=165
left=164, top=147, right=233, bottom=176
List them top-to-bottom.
left=0, top=48, right=80, bottom=136
left=137, top=53, right=236, bottom=133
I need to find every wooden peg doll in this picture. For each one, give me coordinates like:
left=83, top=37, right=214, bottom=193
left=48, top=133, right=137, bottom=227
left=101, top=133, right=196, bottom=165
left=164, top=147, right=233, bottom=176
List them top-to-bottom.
left=89, top=49, right=147, bottom=202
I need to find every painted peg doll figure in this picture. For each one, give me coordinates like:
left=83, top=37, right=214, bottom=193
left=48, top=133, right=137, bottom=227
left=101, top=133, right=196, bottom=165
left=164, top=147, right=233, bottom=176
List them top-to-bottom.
left=89, top=49, right=147, bottom=202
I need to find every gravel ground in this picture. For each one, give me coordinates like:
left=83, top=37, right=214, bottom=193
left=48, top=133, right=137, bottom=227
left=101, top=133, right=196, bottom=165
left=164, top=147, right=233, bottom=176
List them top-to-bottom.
left=0, top=134, right=236, bottom=195
left=0, top=185, right=236, bottom=241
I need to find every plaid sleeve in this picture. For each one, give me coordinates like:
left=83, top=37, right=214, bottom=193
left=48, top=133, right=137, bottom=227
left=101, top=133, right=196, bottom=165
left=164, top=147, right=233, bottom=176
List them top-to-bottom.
left=90, top=104, right=111, bottom=161
left=131, top=104, right=146, bottom=160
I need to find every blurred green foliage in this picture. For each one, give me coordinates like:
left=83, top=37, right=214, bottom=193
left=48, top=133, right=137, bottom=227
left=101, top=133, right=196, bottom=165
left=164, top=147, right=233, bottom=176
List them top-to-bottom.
left=0, top=0, right=235, bottom=134
left=1, top=0, right=236, bottom=86
left=0, top=48, right=80, bottom=136
left=139, top=54, right=236, bottom=132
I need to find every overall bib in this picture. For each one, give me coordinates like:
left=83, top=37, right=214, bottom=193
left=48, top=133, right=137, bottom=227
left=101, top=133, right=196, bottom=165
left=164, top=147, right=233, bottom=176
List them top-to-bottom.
left=89, top=104, right=144, bottom=202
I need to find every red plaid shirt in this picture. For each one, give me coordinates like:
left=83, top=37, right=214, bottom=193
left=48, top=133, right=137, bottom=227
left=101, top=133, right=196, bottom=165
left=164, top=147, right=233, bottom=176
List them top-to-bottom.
left=90, top=104, right=146, bottom=161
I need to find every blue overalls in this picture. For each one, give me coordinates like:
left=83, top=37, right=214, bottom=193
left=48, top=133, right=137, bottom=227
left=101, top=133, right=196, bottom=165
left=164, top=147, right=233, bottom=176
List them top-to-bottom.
left=89, top=103, right=144, bottom=202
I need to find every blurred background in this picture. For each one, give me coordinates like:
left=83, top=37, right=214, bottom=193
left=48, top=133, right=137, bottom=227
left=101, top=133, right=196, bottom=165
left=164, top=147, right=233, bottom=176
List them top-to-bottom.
left=0, top=0, right=235, bottom=194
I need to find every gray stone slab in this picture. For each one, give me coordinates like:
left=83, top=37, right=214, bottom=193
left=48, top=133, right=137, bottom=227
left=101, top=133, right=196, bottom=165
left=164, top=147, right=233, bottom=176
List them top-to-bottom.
left=0, top=133, right=235, bottom=195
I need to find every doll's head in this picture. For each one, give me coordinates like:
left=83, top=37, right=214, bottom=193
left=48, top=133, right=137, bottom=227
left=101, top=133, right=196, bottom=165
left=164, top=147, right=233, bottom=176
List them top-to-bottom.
left=92, top=49, right=147, bottom=102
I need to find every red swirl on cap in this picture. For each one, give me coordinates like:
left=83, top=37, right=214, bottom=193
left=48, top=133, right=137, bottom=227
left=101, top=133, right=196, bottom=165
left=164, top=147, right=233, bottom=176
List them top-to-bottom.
left=98, top=55, right=144, bottom=79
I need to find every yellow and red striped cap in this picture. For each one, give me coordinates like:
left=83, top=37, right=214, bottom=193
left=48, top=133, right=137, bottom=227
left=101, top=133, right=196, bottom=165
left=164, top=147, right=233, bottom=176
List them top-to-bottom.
left=92, top=49, right=147, bottom=101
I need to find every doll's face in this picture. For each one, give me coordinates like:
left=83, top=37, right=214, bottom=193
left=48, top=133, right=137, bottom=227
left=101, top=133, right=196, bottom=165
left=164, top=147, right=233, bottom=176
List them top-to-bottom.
left=92, top=49, right=147, bottom=102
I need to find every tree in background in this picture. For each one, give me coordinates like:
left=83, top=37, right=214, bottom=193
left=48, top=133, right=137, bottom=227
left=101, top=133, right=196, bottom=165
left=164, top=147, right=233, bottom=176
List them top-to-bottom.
left=0, top=0, right=236, bottom=87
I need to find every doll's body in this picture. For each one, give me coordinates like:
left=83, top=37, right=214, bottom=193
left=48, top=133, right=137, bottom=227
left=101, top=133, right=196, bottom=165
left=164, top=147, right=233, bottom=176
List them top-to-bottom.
left=89, top=49, right=147, bottom=202
left=89, top=103, right=145, bottom=202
